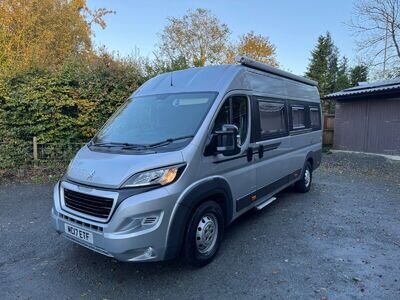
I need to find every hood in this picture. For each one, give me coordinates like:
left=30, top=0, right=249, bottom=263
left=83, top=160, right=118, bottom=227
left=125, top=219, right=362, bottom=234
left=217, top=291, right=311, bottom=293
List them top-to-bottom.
left=66, top=146, right=184, bottom=189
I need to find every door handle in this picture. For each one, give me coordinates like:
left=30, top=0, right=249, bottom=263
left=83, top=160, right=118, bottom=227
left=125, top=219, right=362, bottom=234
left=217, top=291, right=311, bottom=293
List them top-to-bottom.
left=258, top=145, right=264, bottom=158
left=246, top=147, right=254, bottom=162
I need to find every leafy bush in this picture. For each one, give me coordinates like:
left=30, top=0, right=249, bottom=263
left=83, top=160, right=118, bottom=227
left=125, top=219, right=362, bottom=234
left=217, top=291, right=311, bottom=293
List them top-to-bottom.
left=0, top=54, right=146, bottom=169
left=0, top=139, right=32, bottom=169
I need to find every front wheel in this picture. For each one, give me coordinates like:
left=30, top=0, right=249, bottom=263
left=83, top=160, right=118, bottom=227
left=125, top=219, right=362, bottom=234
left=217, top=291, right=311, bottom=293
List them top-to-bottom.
left=294, top=161, right=312, bottom=193
left=183, top=201, right=224, bottom=267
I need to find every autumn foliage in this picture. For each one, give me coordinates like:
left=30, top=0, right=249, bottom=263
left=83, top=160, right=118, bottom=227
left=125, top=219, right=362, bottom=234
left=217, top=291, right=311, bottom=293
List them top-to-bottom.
left=0, top=0, right=109, bottom=72
left=158, top=9, right=278, bottom=67
left=226, top=31, right=278, bottom=66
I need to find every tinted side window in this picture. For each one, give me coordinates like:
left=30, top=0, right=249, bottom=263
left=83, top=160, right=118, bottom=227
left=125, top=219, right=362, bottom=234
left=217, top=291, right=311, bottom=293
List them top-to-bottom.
left=213, top=96, right=248, bottom=145
left=256, top=99, right=287, bottom=140
left=214, top=100, right=230, bottom=130
left=291, top=106, right=306, bottom=130
left=310, top=107, right=321, bottom=130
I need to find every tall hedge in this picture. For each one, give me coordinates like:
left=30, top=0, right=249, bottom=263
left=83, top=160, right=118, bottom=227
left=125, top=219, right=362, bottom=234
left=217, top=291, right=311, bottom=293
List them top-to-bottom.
left=0, top=54, right=146, bottom=168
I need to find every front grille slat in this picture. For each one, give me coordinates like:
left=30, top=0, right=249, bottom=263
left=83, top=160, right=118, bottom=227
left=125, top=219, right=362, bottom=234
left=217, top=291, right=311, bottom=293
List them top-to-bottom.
left=63, top=188, right=114, bottom=220
left=64, top=190, right=113, bottom=205
left=64, top=196, right=112, bottom=211
left=65, top=198, right=111, bottom=215
left=65, top=204, right=109, bottom=218
left=143, top=216, right=158, bottom=225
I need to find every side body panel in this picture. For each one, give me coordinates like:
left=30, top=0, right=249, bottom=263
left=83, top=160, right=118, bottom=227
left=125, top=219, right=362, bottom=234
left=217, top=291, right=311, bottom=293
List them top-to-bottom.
left=227, top=71, right=322, bottom=217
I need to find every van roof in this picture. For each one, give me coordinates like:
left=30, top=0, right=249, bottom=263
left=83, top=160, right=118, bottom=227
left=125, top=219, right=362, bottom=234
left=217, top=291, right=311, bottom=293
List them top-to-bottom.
left=134, top=61, right=319, bottom=102
left=134, top=65, right=241, bottom=97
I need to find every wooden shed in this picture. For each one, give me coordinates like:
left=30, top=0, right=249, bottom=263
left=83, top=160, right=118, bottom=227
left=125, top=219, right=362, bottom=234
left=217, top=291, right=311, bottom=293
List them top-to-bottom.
left=324, top=79, right=400, bottom=156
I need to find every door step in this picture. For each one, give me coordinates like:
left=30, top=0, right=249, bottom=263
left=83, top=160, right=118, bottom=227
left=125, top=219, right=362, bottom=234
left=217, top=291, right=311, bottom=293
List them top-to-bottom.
left=256, top=197, right=277, bottom=210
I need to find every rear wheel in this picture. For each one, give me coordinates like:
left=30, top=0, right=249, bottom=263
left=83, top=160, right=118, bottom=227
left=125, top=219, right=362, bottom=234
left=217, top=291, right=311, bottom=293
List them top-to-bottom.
left=294, top=161, right=312, bottom=193
left=183, top=201, right=224, bottom=267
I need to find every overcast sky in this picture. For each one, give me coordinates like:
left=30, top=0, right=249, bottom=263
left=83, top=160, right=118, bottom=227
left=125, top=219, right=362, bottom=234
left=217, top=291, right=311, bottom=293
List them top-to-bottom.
left=88, top=0, right=357, bottom=75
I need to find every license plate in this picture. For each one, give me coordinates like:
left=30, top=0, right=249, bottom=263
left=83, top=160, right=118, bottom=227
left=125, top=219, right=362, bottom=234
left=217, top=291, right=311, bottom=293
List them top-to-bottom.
left=64, top=223, right=93, bottom=244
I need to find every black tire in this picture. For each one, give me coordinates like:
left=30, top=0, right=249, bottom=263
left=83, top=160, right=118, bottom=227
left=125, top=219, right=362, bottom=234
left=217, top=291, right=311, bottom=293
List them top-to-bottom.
left=294, top=161, right=312, bottom=193
left=183, top=201, right=224, bottom=267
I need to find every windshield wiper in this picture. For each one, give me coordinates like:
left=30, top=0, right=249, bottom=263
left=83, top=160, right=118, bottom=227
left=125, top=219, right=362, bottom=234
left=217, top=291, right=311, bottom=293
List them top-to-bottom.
left=90, top=135, right=194, bottom=150
left=146, top=135, right=195, bottom=149
left=91, top=142, right=145, bottom=149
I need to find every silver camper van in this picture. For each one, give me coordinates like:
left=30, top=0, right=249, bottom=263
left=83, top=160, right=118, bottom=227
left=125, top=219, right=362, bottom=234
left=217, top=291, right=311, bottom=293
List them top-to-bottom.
left=51, top=56, right=322, bottom=266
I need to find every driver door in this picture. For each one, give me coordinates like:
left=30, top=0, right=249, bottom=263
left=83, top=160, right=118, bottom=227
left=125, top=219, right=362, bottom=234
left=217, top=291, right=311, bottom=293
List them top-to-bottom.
left=205, top=95, right=257, bottom=213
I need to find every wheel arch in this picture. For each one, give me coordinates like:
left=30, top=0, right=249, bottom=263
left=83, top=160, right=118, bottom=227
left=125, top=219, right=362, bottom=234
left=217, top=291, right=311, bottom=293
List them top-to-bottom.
left=305, top=149, right=322, bottom=171
left=164, top=177, right=233, bottom=260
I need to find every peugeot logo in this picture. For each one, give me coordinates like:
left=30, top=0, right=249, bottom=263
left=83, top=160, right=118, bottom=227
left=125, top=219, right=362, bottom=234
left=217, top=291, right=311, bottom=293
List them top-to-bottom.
left=86, top=170, right=95, bottom=181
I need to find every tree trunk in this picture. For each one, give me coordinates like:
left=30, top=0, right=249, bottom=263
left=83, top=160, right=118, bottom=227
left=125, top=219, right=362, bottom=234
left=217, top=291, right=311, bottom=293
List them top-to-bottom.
left=390, top=19, right=400, bottom=60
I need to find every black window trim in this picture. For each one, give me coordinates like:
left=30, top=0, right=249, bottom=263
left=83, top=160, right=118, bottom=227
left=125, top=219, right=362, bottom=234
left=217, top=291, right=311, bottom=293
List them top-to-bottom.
left=252, top=96, right=289, bottom=142
left=288, top=100, right=322, bottom=133
left=309, top=105, right=322, bottom=131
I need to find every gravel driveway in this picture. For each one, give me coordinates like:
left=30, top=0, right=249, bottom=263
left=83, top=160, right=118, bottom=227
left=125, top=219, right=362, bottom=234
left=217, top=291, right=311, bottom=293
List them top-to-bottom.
left=0, top=152, right=399, bottom=299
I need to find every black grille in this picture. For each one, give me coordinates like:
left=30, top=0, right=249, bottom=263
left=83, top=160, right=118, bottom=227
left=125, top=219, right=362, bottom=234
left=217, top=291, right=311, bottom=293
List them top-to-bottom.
left=64, top=189, right=113, bottom=219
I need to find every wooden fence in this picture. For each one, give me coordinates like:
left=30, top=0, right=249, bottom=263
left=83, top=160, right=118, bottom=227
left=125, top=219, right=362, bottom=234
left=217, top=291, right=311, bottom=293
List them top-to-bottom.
left=323, top=114, right=334, bottom=146
left=32, top=137, right=86, bottom=162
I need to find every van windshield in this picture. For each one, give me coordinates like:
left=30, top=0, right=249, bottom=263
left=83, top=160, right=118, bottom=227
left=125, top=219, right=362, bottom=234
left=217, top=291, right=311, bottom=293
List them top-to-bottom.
left=93, top=92, right=217, bottom=147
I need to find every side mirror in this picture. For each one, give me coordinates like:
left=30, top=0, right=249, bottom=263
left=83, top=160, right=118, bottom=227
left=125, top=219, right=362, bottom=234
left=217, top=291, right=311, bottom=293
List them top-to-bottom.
left=215, top=124, right=241, bottom=156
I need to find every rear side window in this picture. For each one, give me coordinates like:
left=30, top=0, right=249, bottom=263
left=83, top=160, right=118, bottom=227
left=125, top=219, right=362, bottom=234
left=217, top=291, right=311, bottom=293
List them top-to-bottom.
left=256, top=99, right=288, bottom=140
left=291, top=105, right=305, bottom=130
left=310, top=107, right=321, bottom=130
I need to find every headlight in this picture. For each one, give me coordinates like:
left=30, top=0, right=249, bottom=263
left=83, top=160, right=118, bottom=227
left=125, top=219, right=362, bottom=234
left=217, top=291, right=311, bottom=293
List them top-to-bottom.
left=122, top=164, right=186, bottom=188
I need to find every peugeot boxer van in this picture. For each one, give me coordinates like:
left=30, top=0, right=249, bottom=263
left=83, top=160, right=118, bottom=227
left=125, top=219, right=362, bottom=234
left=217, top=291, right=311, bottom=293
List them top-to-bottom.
left=51, top=56, right=322, bottom=266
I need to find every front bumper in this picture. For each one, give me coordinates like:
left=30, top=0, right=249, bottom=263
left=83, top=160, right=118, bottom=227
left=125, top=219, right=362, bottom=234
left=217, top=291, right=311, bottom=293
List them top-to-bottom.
left=51, top=181, right=176, bottom=262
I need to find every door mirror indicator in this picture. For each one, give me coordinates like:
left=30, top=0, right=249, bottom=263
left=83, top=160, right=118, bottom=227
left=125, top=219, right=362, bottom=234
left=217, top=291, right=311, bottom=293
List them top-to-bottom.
left=215, top=124, right=241, bottom=156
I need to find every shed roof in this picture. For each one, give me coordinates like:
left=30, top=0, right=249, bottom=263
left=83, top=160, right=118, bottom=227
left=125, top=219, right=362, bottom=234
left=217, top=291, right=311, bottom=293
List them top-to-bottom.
left=324, top=77, right=400, bottom=100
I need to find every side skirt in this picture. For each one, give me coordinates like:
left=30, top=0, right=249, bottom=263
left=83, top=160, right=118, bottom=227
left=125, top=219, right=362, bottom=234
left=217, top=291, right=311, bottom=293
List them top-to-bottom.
left=236, top=169, right=302, bottom=212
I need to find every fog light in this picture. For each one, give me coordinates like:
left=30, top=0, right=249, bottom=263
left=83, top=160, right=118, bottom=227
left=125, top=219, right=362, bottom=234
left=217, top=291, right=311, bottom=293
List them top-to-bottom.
left=126, top=247, right=157, bottom=262
left=144, top=247, right=155, bottom=258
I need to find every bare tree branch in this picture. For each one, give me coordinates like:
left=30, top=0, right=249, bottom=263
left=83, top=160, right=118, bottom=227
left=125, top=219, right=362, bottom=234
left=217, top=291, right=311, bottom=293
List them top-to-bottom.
left=349, top=0, right=400, bottom=77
